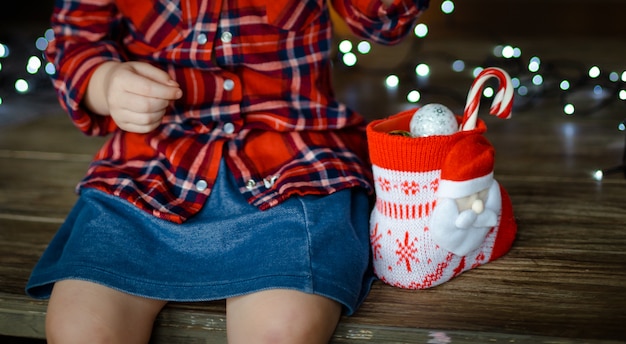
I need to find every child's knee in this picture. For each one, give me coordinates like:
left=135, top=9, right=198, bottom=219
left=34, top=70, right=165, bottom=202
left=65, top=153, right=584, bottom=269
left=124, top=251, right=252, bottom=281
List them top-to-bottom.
left=45, top=280, right=162, bottom=344
left=227, top=290, right=341, bottom=344
left=46, top=307, right=114, bottom=344
left=237, top=312, right=337, bottom=344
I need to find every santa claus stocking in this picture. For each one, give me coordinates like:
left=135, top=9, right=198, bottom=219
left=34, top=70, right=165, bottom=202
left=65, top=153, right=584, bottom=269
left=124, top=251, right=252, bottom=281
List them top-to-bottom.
left=367, top=67, right=518, bottom=289
left=367, top=109, right=516, bottom=289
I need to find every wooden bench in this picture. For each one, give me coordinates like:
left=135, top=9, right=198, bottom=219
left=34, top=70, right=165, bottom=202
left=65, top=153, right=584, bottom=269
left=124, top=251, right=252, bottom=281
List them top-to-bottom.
left=3, top=31, right=626, bottom=341
left=2, top=94, right=626, bottom=343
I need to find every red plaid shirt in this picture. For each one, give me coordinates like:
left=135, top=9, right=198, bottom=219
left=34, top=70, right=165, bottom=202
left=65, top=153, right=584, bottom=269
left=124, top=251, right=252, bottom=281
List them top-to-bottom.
left=46, top=0, right=429, bottom=223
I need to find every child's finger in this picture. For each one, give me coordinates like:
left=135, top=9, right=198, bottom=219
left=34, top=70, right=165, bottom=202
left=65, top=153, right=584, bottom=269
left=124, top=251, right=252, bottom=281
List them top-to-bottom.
left=130, top=62, right=177, bottom=85
left=122, top=63, right=182, bottom=100
left=117, top=95, right=171, bottom=115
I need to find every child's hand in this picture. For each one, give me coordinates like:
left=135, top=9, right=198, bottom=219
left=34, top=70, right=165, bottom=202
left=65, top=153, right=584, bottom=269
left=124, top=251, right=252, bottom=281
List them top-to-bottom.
left=85, top=61, right=183, bottom=133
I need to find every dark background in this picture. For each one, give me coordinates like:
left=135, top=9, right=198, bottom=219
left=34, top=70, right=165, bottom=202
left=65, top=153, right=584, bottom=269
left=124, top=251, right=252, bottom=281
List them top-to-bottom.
left=2, top=0, right=626, bottom=36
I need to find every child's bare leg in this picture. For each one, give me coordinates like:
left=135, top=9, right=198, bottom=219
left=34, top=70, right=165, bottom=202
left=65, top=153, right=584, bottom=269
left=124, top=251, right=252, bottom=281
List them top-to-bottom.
left=46, top=280, right=167, bottom=344
left=226, top=289, right=341, bottom=344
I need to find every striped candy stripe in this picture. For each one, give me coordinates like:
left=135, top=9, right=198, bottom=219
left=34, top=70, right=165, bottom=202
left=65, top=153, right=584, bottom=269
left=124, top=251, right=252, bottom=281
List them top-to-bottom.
left=460, top=67, right=514, bottom=131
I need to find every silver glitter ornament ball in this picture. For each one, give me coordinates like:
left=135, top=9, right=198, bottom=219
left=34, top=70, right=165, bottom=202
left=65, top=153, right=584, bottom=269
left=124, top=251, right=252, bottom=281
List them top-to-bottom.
left=409, top=103, right=458, bottom=137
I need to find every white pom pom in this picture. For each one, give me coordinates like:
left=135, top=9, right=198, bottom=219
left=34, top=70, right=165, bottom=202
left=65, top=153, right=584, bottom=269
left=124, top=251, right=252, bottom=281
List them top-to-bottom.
left=409, top=103, right=458, bottom=137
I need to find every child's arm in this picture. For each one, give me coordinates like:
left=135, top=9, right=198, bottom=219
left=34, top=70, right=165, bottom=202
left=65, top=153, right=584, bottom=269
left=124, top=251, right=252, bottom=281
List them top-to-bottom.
left=45, top=0, right=123, bottom=136
left=84, top=61, right=182, bottom=134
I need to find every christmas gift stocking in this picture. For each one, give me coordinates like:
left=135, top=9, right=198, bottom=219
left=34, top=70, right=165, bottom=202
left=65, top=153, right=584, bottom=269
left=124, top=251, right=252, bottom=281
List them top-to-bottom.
left=366, top=67, right=517, bottom=289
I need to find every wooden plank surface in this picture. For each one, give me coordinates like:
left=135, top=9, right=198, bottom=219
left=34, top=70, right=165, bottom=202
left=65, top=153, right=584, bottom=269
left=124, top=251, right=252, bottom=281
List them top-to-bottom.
left=1, top=106, right=625, bottom=343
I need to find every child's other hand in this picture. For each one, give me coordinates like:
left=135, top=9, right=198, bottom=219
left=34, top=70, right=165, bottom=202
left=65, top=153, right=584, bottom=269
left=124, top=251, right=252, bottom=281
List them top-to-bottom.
left=85, top=61, right=183, bottom=133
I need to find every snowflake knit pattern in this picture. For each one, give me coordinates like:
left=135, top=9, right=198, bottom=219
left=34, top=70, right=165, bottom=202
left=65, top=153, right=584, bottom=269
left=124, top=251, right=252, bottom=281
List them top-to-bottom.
left=366, top=110, right=516, bottom=289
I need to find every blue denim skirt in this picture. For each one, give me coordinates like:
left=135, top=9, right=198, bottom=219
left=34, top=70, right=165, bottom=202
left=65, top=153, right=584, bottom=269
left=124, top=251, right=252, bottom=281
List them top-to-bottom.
left=26, top=161, right=373, bottom=315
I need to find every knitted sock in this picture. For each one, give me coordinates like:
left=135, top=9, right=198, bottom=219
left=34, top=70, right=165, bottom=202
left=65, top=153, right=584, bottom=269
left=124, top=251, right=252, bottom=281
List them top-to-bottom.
left=366, top=109, right=517, bottom=289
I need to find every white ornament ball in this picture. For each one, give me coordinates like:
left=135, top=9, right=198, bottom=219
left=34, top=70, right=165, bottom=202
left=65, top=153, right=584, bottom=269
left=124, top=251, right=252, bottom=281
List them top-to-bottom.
left=409, top=103, right=458, bottom=137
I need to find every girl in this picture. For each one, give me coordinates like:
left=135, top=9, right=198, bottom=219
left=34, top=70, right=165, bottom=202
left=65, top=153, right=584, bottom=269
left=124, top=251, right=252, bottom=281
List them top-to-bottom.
left=26, top=0, right=429, bottom=342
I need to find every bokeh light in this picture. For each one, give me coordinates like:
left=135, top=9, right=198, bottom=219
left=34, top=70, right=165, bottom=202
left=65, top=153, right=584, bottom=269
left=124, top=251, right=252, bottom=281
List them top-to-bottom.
left=441, top=0, right=455, bottom=14
left=414, top=23, right=428, bottom=38
left=357, top=41, right=371, bottom=54
left=342, top=52, right=357, bottom=66
left=415, top=63, right=430, bottom=77
left=385, top=75, right=399, bottom=88
left=15, top=79, right=30, bottom=93
left=407, top=90, right=421, bottom=103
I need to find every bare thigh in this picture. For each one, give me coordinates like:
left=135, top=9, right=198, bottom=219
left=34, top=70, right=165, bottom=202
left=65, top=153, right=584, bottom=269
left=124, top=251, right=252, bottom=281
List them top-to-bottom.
left=46, top=280, right=167, bottom=344
left=226, top=289, right=342, bottom=344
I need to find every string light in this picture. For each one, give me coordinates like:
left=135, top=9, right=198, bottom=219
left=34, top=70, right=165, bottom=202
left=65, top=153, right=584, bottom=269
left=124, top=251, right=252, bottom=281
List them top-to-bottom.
left=441, top=1, right=455, bottom=14
left=332, top=13, right=623, bottom=119
left=414, top=23, right=428, bottom=38
left=0, top=27, right=56, bottom=108
left=44, top=28, right=54, bottom=41
left=35, top=37, right=48, bottom=51
left=338, top=40, right=352, bottom=54
left=357, top=41, right=371, bottom=54
left=0, top=43, right=9, bottom=58
left=501, top=45, right=518, bottom=59
left=342, top=52, right=357, bottom=67
left=27, top=56, right=42, bottom=74
left=528, top=57, right=541, bottom=72
left=451, top=60, right=465, bottom=72
left=45, top=62, right=56, bottom=75
left=415, top=63, right=430, bottom=77
left=588, top=66, right=601, bottom=78
left=472, top=67, right=483, bottom=78
left=385, top=75, right=400, bottom=88
left=15, top=79, right=30, bottom=93
left=517, top=85, right=529, bottom=96
left=407, top=90, right=421, bottom=103
left=593, top=164, right=626, bottom=181
left=593, top=170, right=604, bottom=181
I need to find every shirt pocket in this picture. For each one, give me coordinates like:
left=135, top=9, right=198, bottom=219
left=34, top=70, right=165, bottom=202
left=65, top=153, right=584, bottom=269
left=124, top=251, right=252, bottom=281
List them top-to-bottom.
left=116, top=0, right=188, bottom=50
left=265, top=0, right=324, bottom=31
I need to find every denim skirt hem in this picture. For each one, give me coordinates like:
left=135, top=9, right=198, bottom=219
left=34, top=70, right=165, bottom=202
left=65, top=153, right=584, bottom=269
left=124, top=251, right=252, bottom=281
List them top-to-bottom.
left=26, top=162, right=373, bottom=315
left=27, top=266, right=363, bottom=313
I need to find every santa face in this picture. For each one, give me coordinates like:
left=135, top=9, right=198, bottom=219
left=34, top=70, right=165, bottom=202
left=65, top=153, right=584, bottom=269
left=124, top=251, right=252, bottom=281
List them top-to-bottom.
left=430, top=181, right=502, bottom=256
left=455, top=188, right=490, bottom=214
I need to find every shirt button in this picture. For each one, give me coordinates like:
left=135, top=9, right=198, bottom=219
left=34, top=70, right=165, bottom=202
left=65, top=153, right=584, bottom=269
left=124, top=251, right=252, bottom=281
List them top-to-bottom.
left=221, top=31, right=233, bottom=43
left=197, top=33, right=208, bottom=44
left=223, top=79, right=235, bottom=91
left=224, top=122, right=235, bottom=134
left=195, top=179, right=208, bottom=191
left=246, top=179, right=256, bottom=190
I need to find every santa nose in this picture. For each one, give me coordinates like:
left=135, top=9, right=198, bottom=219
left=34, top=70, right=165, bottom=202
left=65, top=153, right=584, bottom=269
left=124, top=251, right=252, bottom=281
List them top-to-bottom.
left=471, top=199, right=484, bottom=214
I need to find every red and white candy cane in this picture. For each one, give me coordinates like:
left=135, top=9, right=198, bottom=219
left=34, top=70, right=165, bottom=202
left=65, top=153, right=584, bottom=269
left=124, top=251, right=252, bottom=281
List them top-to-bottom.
left=460, top=67, right=514, bottom=131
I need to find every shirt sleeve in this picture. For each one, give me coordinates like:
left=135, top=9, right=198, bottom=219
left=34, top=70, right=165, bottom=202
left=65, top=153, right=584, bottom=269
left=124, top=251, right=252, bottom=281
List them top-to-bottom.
left=46, top=0, right=124, bottom=136
left=331, top=0, right=430, bottom=45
